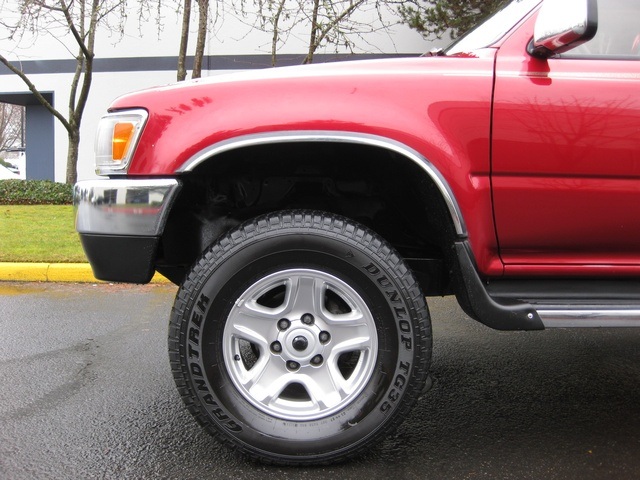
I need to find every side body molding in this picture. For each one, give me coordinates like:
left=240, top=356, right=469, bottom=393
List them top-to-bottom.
left=176, top=131, right=468, bottom=237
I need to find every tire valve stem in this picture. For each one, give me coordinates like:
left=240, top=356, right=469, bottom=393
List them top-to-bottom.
left=234, top=354, right=241, bottom=361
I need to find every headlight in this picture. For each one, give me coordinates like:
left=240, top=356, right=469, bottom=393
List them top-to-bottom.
left=95, top=109, right=148, bottom=175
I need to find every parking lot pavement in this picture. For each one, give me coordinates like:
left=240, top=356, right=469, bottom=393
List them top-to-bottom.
left=1, top=282, right=640, bottom=479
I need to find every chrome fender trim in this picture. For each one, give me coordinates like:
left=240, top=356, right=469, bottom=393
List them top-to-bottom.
left=177, top=131, right=467, bottom=236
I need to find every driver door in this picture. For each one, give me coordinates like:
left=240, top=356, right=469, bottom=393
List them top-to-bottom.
left=491, top=0, right=640, bottom=276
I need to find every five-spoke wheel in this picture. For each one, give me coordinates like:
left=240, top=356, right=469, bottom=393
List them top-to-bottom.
left=223, top=268, right=378, bottom=421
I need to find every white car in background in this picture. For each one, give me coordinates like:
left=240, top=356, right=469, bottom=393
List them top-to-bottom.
left=0, top=164, right=20, bottom=179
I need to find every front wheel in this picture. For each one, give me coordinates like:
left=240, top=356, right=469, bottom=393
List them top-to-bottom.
left=169, top=211, right=431, bottom=465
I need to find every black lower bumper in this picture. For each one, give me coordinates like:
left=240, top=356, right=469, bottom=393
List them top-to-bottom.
left=79, top=234, right=160, bottom=284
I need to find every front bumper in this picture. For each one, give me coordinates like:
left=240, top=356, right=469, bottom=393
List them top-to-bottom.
left=74, top=178, right=181, bottom=283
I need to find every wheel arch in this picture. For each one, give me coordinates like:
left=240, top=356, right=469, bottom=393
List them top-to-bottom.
left=158, top=131, right=466, bottom=292
left=178, top=131, right=466, bottom=236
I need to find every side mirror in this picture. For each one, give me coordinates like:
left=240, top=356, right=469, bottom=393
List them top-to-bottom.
left=529, top=0, right=598, bottom=58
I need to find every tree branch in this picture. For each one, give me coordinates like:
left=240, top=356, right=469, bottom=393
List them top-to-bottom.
left=57, top=0, right=95, bottom=61
left=271, top=0, right=287, bottom=66
left=0, top=53, right=72, bottom=133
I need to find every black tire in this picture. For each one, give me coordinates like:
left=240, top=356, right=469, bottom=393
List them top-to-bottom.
left=168, top=210, right=431, bottom=465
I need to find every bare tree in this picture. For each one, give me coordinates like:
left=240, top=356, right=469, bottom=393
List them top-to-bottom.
left=0, top=0, right=165, bottom=184
left=176, top=0, right=215, bottom=80
left=177, top=0, right=193, bottom=81
left=192, top=0, right=209, bottom=78
left=232, top=0, right=402, bottom=66
left=243, top=0, right=299, bottom=66
left=268, top=0, right=289, bottom=66
left=302, top=0, right=372, bottom=64
left=0, top=103, right=25, bottom=153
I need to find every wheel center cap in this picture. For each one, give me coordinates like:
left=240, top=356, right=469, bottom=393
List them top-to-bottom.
left=292, top=335, right=309, bottom=351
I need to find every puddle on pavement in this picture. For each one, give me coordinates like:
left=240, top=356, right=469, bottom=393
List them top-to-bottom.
left=0, top=281, right=177, bottom=297
left=0, top=283, right=48, bottom=296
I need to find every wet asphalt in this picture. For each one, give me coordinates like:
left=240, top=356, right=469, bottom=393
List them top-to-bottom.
left=1, top=282, right=639, bottom=479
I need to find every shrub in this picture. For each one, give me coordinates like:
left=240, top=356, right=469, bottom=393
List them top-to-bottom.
left=0, top=179, right=74, bottom=205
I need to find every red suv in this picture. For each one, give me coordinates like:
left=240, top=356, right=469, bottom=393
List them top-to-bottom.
left=74, top=0, right=640, bottom=465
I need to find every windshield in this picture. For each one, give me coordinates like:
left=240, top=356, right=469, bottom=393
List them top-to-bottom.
left=445, top=0, right=541, bottom=55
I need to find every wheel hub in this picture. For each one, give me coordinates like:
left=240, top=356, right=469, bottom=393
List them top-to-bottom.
left=278, top=321, right=323, bottom=363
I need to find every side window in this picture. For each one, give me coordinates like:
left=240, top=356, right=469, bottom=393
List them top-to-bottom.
left=565, top=0, right=640, bottom=58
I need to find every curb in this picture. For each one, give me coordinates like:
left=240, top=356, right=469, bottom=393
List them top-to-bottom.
left=0, top=262, right=169, bottom=284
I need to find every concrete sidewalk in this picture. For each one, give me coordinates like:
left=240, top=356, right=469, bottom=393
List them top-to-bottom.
left=0, top=262, right=169, bottom=283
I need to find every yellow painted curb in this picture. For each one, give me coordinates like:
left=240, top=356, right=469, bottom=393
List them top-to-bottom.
left=0, top=262, right=170, bottom=284
left=0, top=263, right=49, bottom=282
left=47, top=263, right=100, bottom=283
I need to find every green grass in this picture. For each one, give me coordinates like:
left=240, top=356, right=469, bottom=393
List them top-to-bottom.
left=0, top=205, right=86, bottom=263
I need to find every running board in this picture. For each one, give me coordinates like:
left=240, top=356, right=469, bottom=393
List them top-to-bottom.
left=452, top=241, right=640, bottom=331
left=485, top=277, right=640, bottom=328
left=536, top=305, right=640, bottom=328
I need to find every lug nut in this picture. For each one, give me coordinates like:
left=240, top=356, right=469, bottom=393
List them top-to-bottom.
left=301, top=313, right=315, bottom=325
left=278, top=318, right=291, bottom=331
left=319, top=331, right=331, bottom=344
left=271, top=341, right=282, bottom=353
left=311, top=355, right=323, bottom=366
left=286, top=361, right=300, bottom=371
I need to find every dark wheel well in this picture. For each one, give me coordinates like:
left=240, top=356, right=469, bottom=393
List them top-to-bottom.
left=156, top=141, right=457, bottom=292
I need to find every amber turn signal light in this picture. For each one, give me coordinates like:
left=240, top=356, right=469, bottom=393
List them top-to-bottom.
left=112, top=122, right=135, bottom=161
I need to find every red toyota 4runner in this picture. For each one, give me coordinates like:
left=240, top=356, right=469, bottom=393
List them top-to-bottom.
left=74, top=0, right=640, bottom=465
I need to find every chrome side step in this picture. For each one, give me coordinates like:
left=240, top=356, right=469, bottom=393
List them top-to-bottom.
left=484, top=279, right=640, bottom=329
left=537, top=306, right=640, bottom=328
